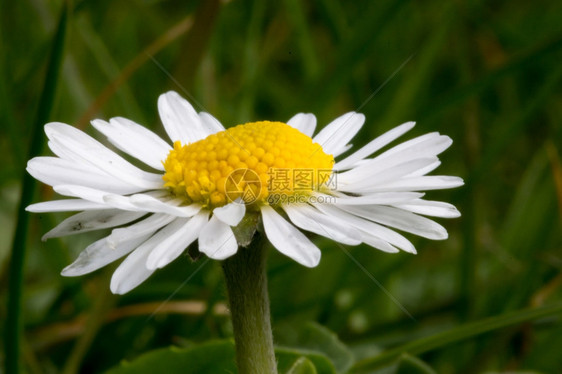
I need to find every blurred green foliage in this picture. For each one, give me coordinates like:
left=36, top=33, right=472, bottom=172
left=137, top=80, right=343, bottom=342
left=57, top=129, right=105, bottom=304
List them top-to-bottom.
left=1, top=0, right=561, bottom=373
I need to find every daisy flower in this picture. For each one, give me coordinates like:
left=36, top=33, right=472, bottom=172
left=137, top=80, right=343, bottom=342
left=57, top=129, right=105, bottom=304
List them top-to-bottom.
left=27, top=91, right=463, bottom=294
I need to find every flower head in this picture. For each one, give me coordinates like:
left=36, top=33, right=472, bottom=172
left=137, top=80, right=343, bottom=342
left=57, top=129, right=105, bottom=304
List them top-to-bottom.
left=27, top=91, right=463, bottom=294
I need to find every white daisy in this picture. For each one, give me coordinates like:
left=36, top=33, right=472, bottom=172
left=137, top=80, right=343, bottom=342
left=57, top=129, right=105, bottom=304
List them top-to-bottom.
left=27, top=91, right=463, bottom=294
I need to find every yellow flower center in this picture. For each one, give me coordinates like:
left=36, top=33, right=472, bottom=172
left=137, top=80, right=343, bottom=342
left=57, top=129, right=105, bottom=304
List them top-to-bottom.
left=162, top=121, right=334, bottom=207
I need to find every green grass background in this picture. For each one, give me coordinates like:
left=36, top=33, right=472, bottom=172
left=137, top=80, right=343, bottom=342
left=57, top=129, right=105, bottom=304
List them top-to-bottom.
left=1, top=0, right=561, bottom=373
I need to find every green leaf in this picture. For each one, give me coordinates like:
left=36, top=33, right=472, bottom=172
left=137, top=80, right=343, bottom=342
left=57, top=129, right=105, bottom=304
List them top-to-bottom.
left=352, top=302, right=562, bottom=372
left=275, top=322, right=354, bottom=373
left=104, top=340, right=237, bottom=374
left=104, top=340, right=337, bottom=374
left=276, top=347, right=337, bottom=374
left=395, top=354, right=437, bottom=374
left=284, top=357, right=318, bottom=374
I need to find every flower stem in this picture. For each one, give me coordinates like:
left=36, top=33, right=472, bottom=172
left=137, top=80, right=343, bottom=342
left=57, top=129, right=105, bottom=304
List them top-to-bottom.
left=222, top=235, right=277, bottom=374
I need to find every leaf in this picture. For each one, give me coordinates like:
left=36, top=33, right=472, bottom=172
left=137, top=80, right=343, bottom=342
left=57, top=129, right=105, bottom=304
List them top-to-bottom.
left=352, top=302, right=562, bottom=372
left=275, top=322, right=354, bottom=374
left=104, top=340, right=237, bottom=374
left=104, top=340, right=337, bottom=374
left=276, top=347, right=337, bottom=374
left=395, top=354, right=437, bottom=374
left=284, top=357, right=318, bottom=374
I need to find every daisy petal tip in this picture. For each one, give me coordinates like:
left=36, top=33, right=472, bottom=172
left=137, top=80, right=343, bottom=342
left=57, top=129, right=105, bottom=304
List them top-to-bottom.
left=159, top=90, right=179, bottom=100
left=90, top=118, right=108, bottom=129
left=392, top=120, right=415, bottom=134
left=44, top=121, right=62, bottom=132
left=443, top=135, right=454, bottom=149
left=451, top=176, right=465, bottom=187
left=213, top=202, right=245, bottom=226
left=448, top=207, right=462, bottom=218
left=435, top=230, right=449, bottom=241
left=211, top=249, right=239, bottom=261
left=145, top=251, right=171, bottom=271
left=304, top=252, right=321, bottom=268
left=145, top=258, right=160, bottom=271
left=60, top=265, right=81, bottom=277
left=110, top=272, right=132, bottom=295
left=109, top=279, right=122, bottom=295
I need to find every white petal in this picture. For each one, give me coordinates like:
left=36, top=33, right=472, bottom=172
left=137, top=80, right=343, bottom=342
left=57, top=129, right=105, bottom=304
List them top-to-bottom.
left=158, top=91, right=209, bottom=144
left=199, top=112, right=225, bottom=134
left=313, top=112, right=365, bottom=157
left=287, top=113, right=317, bottom=137
left=91, top=118, right=171, bottom=170
left=335, top=121, right=415, bottom=170
left=45, top=122, right=163, bottom=189
left=337, top=133, right=453, bottom=184
left=376, top=133, right=452, bottom=163
left=27, top=157, right=145, bottom=194
left=337, top=157, right=440, bottom=191
left=405, top=160, right=442, bottom=177
left=359, top=176, right=465, bottom=193
left=54, top=185, right=109, bottom=204
left=321, top=192, right=424, bottom=205
left=102, top=193, right=202, bottom=217
left=102, top=194, right=141, bottom=211
left=127, top=194, right=202, bottom=217
left=26, top=199, right=107, bottom=212
left=394, top=199, right=461, bottom=218
left=213, top=202, right=245, bottom=226
left=313, top=203, right=413, bottom=253
left=282, top=204, right=361, bottom=245
left=337, top=204, right=449, bottom=240
left=260, top=205, right=321, bottom=267
left=42, top=210, right=145, bottom=240
left=146, top=210, right=210, bottom=270
left=106, top=213, right=176, bottom=249
left=198, top=215, right=238, bottom=260
left=110, top=217, right=189, bottom=294
left=106, top=218, right=185, bottom=295
left=61, top=232, right=151, bottom=277
left=110, top=244, right=155, bottom=295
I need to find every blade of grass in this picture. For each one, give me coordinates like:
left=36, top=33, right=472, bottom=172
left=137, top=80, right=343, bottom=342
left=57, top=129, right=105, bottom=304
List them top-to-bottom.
left=173, top=0, right=221, bottom=90
left=237, top=0, right=267, bottom=122
left=283, top=0, right=320, bottom=81
left=308, top=0, right=408, bottom=112
left=4, top=2, right=68, bottom=374
left=380, top=2, right=454, bottom=128
left=75, top=15, right=194, bottom=129
left=75, top=16, right=144, bottom=122
left=456, top=18, right=482, bottom=322
left=421, top=32, right=562, bottom=123
left=0, top=43, right=23, bottom=166
left=546, top=142, right=562, bottom=226
left=351, top=302, right=562, bottom=372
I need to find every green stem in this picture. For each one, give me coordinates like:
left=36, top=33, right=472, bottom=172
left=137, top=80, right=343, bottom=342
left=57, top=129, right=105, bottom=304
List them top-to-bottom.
left=222, top=236, right=277, bottom=374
